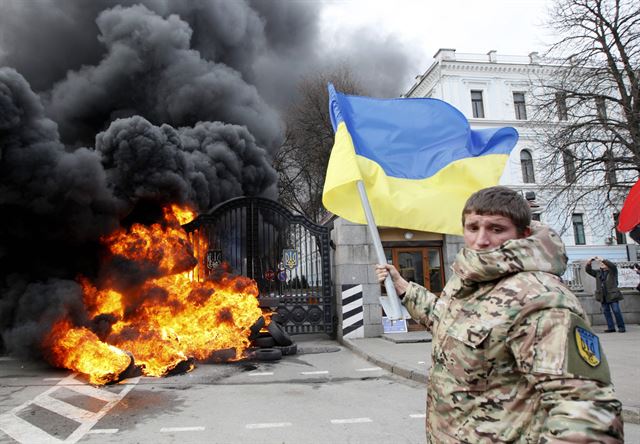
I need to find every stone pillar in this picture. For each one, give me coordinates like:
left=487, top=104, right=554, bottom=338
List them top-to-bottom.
left=331, top=218, right=383, bottom=338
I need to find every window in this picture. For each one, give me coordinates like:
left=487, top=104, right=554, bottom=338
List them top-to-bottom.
left=471, top=90, right=485, bottom=118
left=513, top=92, right=527, bottom=120
left=556, top=92, right=568, bottom=121
left=596, top=96, right=607, bottom=120
left=520, top=149, right=535, bottom=183
left=562, top=151, right=576, bottom=183
left=605, top=153, right=617, bottom=185
left=532, top=213, right=541, bottom=221
left=614, top=213, right=626, bottom=245
left=572, top=214, right=586, bottom=245
left=383, top=246, right=444, bottom=331
left=383, top=247, right=444, bottom=293
left=427, top=250, right=444, bottom=293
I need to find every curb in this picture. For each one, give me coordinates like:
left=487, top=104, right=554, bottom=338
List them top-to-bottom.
left=341, top=338, right=639, bottom=425
left=341, top=338, right=427, bottom=384
left=623, top=407, right=639, bottom=425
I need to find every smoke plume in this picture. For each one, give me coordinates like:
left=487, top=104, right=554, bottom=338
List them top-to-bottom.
left=0, top=0, right=416, bottom=357
left=0, top=3, right=283, bottom=357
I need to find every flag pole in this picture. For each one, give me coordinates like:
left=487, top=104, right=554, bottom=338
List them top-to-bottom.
left=356, top=180, right=405, bottom=321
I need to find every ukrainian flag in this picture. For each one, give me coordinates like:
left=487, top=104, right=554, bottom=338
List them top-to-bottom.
left=322, top=84, right=518, bottom=235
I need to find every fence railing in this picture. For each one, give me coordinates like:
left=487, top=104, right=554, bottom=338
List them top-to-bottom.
left=562, top=262, right=584, bottom=292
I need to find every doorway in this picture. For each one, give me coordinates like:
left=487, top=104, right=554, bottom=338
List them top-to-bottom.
left=383, top=246, right=444, bottom=331
left=384, top=247, right=444, bottom=293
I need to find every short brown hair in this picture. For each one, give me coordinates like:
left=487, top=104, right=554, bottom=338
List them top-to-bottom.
left=462, top=186, right=531, bottom=235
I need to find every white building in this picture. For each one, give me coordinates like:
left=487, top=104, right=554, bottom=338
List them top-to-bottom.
left=404, top=48, right=635, bottom=265
left=328, top=50, right=640, bottom=338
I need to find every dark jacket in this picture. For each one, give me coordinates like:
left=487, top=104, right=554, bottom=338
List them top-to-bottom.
left=585, top=259, right=623, bottom=303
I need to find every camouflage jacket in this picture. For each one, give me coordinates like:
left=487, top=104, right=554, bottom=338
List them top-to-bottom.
left=402, top=222, right=623, bottom=443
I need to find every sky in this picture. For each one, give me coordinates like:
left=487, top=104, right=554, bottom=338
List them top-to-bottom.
left=319, top=0, right=555, bottom=92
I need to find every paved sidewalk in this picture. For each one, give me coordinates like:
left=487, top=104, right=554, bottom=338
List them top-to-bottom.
left=341, top=324, right=640, bottom=424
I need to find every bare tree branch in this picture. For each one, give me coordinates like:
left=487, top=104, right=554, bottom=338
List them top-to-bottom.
left=530, top=0, right=639, bottom=234
left=274, top=66, right=367, bottom=222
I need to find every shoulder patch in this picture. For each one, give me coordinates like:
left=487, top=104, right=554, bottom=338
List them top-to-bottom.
left=566, top=314, right=611, bottom=384
left=574, top=326, right=601, bottom=367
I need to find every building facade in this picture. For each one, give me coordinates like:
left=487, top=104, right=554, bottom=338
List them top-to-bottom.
left=404, top=48, right=632, bottom=255
left=330, top=49, right=639, bottom=339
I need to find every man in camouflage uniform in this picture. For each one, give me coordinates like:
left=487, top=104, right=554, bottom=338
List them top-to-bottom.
left=376, top=186, right=623, bottom=443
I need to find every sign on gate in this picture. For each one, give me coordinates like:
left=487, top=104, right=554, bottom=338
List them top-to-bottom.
left=206, top=249, right=223, bottom=270
left=282, top=249, right=298, bottom=270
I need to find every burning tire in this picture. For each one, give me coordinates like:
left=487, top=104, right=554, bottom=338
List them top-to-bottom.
left=249, top=316, right=265, bottom=340
left=268, top=321, right=292, bottom=346
left=254, top=336, right=275, bottom=348
left=275, top=343, right=297, bottom=356
left=255, top=348, right=282, bottom=361
left=113, top=352, right=142, bottom=383
left=167, top=357, right=196, bottom=376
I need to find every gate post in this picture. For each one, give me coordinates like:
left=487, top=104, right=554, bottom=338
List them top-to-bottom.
left=331, top=218, right=384, bottom=339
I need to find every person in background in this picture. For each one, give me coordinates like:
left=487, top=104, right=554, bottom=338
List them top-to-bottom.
left=376, top=186, right=623, bottom=443
left=586, top=257, right=626, bottom=333
left=633, top=262, right=640, bottom=292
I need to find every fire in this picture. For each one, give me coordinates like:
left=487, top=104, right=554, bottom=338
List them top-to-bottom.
left=44, top=204, right=262, bottom=384
left=170, top=204, right=196, bottom=225
left=101, top=206, right=197, bottom=276
left=45, top=319, right=132, bottom=386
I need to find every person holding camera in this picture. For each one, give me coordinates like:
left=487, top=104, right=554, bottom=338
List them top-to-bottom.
left=586, top=257, right=626, bottom=333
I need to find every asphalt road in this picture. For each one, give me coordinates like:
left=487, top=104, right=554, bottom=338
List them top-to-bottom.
left=1, top=338, right=639, bottom=443
left=0, top=340, right=426, bottom=443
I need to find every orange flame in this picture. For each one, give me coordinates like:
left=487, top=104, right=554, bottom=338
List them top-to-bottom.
left=44, top=204, right=262, bottom=384
left=170, top=204, right=196, bottom=225
left=45, top=319, right=132, bottom=385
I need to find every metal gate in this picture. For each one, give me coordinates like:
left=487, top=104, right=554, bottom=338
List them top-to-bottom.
left=182, top=197, right=333, bottom=335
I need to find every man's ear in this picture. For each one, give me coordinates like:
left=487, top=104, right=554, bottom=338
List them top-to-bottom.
left=522, top=226, right=532, bottom=238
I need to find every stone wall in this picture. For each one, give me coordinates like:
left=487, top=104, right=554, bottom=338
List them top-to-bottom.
left=577, top=292, right=640, bottom=327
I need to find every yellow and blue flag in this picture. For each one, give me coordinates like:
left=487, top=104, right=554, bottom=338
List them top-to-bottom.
left=322, top=84, right=518, bottom=235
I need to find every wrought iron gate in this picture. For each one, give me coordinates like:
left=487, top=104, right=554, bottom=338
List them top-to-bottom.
left=183, top=197, right=333, bottom=335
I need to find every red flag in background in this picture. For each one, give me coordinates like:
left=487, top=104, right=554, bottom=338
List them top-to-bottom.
left=617, top=178, right=640, bottom=232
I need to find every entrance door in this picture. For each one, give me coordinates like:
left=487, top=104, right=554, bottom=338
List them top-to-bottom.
left=384, top=246, right=443, bottom=331
left=384, top=247, right=444, bottom=294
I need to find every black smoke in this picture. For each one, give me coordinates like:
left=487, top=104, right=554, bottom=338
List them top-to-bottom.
left=0, top=1, right=416, bottom=357
left=0, top=1, right=415, bottom=112
left=0, top=3, right=284, bottom=357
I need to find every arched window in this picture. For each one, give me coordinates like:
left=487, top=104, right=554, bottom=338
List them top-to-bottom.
left=520, top=149, right=535, bottom=183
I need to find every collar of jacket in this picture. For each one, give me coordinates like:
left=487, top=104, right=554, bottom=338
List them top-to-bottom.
left=445, top=221, right=568, bottom=299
